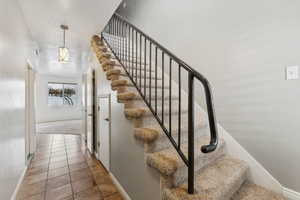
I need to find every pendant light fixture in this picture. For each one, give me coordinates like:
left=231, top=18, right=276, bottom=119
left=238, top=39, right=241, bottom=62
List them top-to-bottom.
left=58, top=24, right=70, bottom=63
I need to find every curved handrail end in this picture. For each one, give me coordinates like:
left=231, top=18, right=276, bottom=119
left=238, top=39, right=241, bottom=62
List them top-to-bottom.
left=201, top=141, right=218, bottom=153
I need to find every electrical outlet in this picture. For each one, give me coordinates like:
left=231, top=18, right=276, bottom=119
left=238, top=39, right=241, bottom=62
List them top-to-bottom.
left=286, top=66, right=299, bottom=80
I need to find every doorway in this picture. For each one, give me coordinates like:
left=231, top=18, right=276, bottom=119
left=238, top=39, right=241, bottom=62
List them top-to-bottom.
left=25, top=62, right=37, bottom=164
left=85, top=67, right=96, bottom=153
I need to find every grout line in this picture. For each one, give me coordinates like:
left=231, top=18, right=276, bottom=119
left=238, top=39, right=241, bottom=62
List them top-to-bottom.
left=43, top=135, right=53, bottom=200
left=64, top=135, right=75, bottom=199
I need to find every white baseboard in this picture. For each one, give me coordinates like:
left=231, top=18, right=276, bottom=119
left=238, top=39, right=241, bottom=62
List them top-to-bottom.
left=10, top=166, right=28, bottom=200
left=109, top=172, right=132, bottom=200
left=284, top=187, right=300, bottom=200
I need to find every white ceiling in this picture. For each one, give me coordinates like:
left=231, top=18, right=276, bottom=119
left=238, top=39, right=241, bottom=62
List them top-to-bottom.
left=18, top=0, right=121, bottom=76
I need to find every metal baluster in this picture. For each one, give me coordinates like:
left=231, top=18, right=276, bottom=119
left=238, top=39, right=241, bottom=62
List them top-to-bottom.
left=116, top=17, right=118, bottom=57
left=112, top=18, right=115, bottom=51
left=118, top=18, right=120, bottom=58
left=118, top=20, right=122, bottom=60
left=120, top=20, right=122, bottom=59
left=123, top=22, right=125, bottom=63
left=124, top=24, right=129, bottom=69
left=128, top=26, right=131, bottom=75
left=131, top=28, right=134, bottom=78
left=135, top=31, right=138, bottom=84
left=140, top=34, right=142, bottom=90
left=144, top=37, right=147, bottom=98
left=149, top=42, right=152, bottom=106
left=155, top=47, right=158, bottom=115
left=162, top=52, right=164, bottom=124
left=169, top=58, right=172, bottom=136
left=178, top=64, right=181, bottom=149
left=188, top=72, right=195, bottom=194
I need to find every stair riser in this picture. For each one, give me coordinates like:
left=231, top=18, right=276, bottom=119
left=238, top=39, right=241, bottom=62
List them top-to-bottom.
left=114, top=64, right=155, bottom=73
left=117, top=67, right=163, bottom=78
left=120, top=73, right=162, bottom=80
left=124, top=86, right=170, bottom=97
left=124, top=98, right=180, bottom=109
left=125, top=109, right=188, bottom=122
left=145, top=125, right=208, bottom=153
left=147, top=141, right=226, bottom=189
left=171, top=143, right=226, bottom=188
left=162, top=158, right=249, bottom=200
left=213, top=169, right=248, bottom=200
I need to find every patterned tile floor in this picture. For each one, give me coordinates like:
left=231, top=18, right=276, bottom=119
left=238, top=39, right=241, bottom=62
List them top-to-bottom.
left=17, top=134, right=123, bottom=200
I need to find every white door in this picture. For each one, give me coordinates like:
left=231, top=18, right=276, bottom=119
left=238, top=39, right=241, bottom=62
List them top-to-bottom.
left=98, top=94, right=111, bottom=171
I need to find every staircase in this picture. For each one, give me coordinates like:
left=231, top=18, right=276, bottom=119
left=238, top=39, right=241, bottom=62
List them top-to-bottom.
left=90, top=14, right=286, bottom=200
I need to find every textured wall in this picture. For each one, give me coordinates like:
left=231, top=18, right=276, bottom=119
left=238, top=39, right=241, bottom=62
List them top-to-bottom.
left=0, top=0, right=37, bottom=199
left=117, top=0, right=300, bottom=193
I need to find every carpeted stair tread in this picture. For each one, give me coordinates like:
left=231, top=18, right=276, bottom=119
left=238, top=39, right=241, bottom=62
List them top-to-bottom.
left=113, top=64, right=155, bottom=72
left=106, top=69, right=121, bottom=80
left=119, top=70, right=162, bottom=80
left=111, top=79, right=169, bottom=89
left=111, top=79, right=128, bottom=87
left=117, top=91, right=179, bottom=102
left=117, top=92, right=137, bottom=101
left=124, top=106, right=188, bottom=119
left=124, top=107, right=148, bottom=118
left=134, top=120, right=207, bottom=144
left=134, top=128, right=160, bottom=143
left=147, top=137, right=225, bottom=177
left=163, top=156, right=248, bottom=200
left=231, top=182, right=286, bottom=200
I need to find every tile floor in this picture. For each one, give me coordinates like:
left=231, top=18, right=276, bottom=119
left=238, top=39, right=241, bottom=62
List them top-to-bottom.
left=36, top=120, right=82, bottom=135
left=17, top=134, right=123, bottom=200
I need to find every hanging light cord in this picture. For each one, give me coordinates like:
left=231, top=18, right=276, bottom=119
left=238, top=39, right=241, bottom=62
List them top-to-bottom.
left=60, top=25, right=68, bottom=48
left=63, top=28, right=66, bottom=47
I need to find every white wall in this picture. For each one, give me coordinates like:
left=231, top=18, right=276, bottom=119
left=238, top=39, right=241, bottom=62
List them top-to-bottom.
left=0, top=0, right=38, bottom=199
left=117, top=0, right=300, bottom=193
left=93, top=53, right=161, bottom=200
left=36, top=74, right=83, bottom=123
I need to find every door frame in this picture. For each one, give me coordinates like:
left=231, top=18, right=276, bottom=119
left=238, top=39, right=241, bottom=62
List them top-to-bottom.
left=25, top=60, right=37, bottom=164
left=85, top=67, right=97, bottom=153
left=92, top=70, right=97, bottom=153
left=82, top=74, right=88, bottom=143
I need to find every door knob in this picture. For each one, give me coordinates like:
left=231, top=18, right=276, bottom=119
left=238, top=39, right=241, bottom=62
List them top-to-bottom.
left=104, top=118, right=110, bottom=122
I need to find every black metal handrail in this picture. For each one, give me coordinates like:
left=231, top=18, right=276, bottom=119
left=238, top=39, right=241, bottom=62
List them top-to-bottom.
left=101, top=13, right=218, bottom=194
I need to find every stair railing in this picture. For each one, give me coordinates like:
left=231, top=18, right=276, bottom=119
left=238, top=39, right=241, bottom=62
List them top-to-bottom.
left=101, top=13, right=218, bottom=194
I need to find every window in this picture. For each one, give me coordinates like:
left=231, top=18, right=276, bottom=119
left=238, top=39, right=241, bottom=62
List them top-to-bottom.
left=48, top=82, right=78, bottom=106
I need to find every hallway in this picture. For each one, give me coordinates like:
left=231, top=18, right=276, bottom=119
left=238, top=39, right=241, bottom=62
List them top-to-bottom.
left=17, top=134, right=123, bottom=200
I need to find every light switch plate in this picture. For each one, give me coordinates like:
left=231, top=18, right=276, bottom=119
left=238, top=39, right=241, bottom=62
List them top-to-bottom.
left=286, top=66, right=299, bottom=80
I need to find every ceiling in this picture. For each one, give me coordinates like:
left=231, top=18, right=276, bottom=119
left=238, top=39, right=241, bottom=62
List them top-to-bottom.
left=18, top=0, right=121, bottom=76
